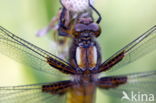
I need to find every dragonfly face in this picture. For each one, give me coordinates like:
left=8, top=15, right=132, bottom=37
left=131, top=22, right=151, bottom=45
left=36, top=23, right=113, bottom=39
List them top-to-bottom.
left=59, top=17, right=101, bottom=38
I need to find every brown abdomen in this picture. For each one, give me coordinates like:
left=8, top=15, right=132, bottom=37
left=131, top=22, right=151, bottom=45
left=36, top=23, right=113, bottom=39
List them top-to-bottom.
left=67, top=84, right=96, bottom=103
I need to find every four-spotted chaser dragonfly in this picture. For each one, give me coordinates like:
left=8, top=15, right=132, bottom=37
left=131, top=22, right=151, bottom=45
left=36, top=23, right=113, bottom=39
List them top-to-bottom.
left=0, top=14, right=156, bottom=103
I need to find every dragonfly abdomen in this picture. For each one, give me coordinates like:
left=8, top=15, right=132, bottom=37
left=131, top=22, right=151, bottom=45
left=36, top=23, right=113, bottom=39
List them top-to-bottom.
left=67, top=75, right=96, bottom=103
left=67, top=84, right=96, bottom=103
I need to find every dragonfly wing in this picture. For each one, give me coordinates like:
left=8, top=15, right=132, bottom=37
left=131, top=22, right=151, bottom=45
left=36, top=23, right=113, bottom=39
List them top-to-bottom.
left=0, top=26, right=74, bottom=77
left=98, top=26, right=156, bottom=74
left=99, top=71, right=156, bottom=102
left=0, top=83, right=67, bottom=103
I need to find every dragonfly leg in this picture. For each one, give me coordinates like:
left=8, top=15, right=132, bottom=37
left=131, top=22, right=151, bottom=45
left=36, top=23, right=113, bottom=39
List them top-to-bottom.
left=58, top=7, right=73, bottom=37
left=59, top=8, right=68, bottom=30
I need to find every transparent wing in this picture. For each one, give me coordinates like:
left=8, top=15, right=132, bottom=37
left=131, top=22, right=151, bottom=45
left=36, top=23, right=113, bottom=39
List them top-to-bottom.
left=99, top=25, right=156, bottom=74
left=0, top=26, right=73, bottom=77
left=99, top=71, right=156, bottom=102
left=0, top=83, right=66, bottom=103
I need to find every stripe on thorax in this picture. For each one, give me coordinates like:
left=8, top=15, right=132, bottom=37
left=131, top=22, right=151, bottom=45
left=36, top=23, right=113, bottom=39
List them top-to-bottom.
left=76, top=46, right=98, bottom=70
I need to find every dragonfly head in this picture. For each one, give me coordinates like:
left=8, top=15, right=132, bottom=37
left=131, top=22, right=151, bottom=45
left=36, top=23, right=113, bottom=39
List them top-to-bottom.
left=58, top=17, right=101, bottom=38
left=73, top=17, right=101, bottom=38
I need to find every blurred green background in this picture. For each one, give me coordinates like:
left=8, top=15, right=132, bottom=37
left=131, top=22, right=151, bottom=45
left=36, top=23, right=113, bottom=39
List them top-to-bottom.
left=0, top=0, right=156, bottom=103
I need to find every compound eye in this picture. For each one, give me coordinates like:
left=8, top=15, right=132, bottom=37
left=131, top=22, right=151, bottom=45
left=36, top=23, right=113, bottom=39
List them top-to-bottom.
left=88, top=23, right=100, bottom=32
left=88, top=23, right=101, bottom=37
left=75, top=24, right=86, bottom=32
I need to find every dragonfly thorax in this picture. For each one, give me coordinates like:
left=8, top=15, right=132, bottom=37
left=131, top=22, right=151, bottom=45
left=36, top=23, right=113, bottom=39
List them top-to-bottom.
left=76, top=33, right=95, bottom=48
left=69, top=34, right=101, bottom=73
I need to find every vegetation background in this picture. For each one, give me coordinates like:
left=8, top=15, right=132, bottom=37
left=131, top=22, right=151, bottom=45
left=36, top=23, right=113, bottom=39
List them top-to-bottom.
left=0, top=0, right=156, bottom=103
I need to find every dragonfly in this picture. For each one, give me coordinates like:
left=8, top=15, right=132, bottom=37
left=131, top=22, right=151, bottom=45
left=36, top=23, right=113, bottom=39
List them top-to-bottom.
left=0, top=14, right=156, bottom=103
